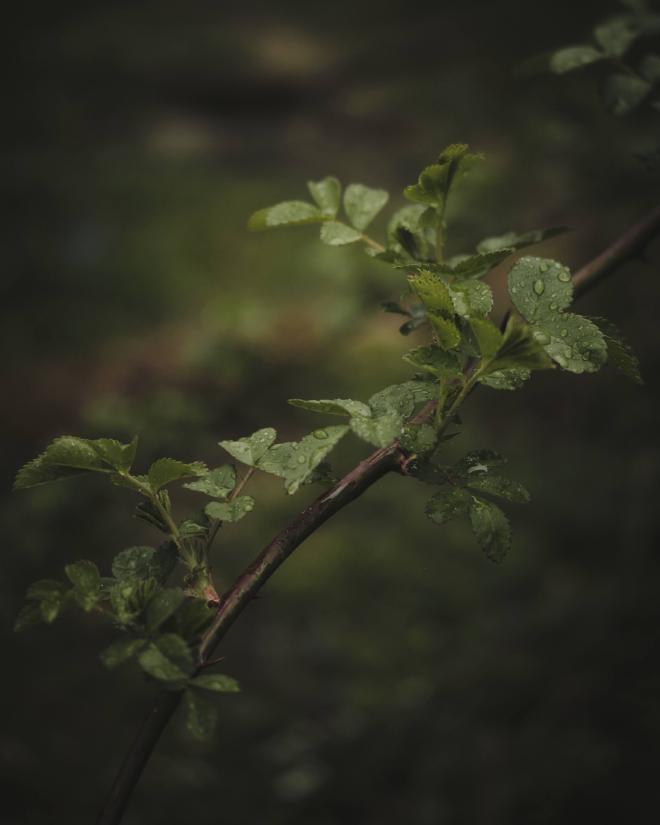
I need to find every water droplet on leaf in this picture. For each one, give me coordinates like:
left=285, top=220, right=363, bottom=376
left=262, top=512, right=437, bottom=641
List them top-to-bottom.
left=533, top=279, right=545, bottom=295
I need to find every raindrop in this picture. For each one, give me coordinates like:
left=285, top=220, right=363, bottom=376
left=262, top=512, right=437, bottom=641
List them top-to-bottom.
left=540, top=263, right=549, bottom=273
left=557, top=269, right=571, bottom=283
left=533, top=279, right=545, bottom=295
left=550, top=303, right=558, bottom=311
left=560, top=329, right=568, bottom=338
left=533, top=330, right=550, bottom=345
left=313, top=429, right=328, bottom=440
left=297, top=455, right=307, bottom=465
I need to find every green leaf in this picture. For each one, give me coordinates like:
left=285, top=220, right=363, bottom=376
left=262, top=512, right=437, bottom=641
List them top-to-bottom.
left=594, top=17, right=639, bottom=57
left=549, top=45, right=605, bottom=74
left=603, top=72, right=651, bottom=115
left=404, top=144, right=482, bottom=210
left=307, top=176, right=341, bottom=216
left=343, top=183, right=389, bottom=231
left=247, top=201, right=324, bottom=231
left=387, top=203, right=433, bottom=260
left=320, top=220, right=363, bottom=245
left=476, top=226, right=570, bottom=254
left=449, top=250, right=511, bottom=279
left=508, top=257, right=607, bottom=373
left=409, top=272, right=454, bottom=315
left=448, top=281, right=493, bottom=318
left=429, top=315, right=461, bottom=349
left=484, top=317, right=554, bottom=374
left=590, top=317, right=643, bottom=384
left=470, top=319, right=502, bottom=358
left=402, top=345, right=462, bottom=379
left=479, top=367, right=531, bottom=390
left=368, top=380, right=438, bottom=418
left=288, top=398, right=372, bottom=418
left=350, top=412, right=405, bottom=448
left=399, top=422, right=438, bottom=455
left=257, top=425, right=349, bottom=494
left=219, top=428, right=277, bottom=467
left=14, top=436, right=109, bottom=489
left=91, top=437, right=139, bottom=473
left=454, top=449, right=507, bottom=478
left=147, top=458, right=207, bottom=492
left=184, top=465, right=237, bottom=499
left=466, top=475, right=530, bottom=503
left=426, top=487, right=472, bottom=525
left=205, top=495, right=255, bottom=522
left=468, top=497, right=511, bottom=563
left=112, top=546, right=163, bottom=581
left=65, top=560, right=101, bottom=611
left=110, top=578, right=159, bottom=625
left=24, top=580, right=66, bottom=625
left=145, top=587, right=185, bottom=632
left=138, top=633, right=194, bottom=681
left=100, top=638, right=145, bottom=669
left=191, top=673, right=240, bottom=693
left=184, top=689, right=219, bottom=740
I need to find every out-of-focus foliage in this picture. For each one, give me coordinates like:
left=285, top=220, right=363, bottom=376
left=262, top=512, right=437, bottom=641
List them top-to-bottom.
left=3, top=0, right=660, bottom=823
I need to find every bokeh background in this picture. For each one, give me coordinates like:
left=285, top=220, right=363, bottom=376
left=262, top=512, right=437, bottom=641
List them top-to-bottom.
left=3, top=1, right=660, bottom=823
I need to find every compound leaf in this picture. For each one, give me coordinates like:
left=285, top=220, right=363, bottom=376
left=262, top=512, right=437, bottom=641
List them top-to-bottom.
left=307, top=176, right=341, bottom=216
left=248, top=201, right=324, bottom=231
left=219, top=428, right=277, bottom=467
left=148, top=459, right=207, bottom=492
left=184, top=465, right=237, bottom=499
left=205, top=496, right=255, bottom=522
left=469, top=497, right=511, bottom=563
left=138, top=633, right=194, bottom=681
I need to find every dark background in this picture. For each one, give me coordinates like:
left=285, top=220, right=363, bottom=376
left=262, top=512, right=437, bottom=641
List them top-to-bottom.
left=3, top=1, right=660, bottom=823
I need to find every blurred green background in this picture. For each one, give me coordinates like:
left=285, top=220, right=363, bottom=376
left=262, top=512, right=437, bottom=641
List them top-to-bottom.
left=3, top=1, right=660, bottom=823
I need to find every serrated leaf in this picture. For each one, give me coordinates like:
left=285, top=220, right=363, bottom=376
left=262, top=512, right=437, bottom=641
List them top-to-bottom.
left=594, top=17, right=639, bottom=57
left=549, top=45, right=605, bottom=74
left=603, top=72, right=651, bottom=115
left=404, top=144, right=482, bottom=210
left=307, top=176, right=341, bottom=216
left=343, top=183, right=389, bottom=231
left=247, top=201, right=324, bottom=231
left=387, top=203, right=433, bottom=260
left=320, top=221, right=362, bottom=245
left=476, top=226, right=570, bottom=254
left=450, top=250, right=511, bottom=279
left=508, top=257, right=607, bottom=373
left=409, top=271, right=454, bottom=314
left=449, top=281, right=493, bottom=318
left=429, top=314, right=461, bottom=349
left=590, top=316, right=643, bottom=384
left=470, top=318, right=503, bottom=358
left=402, top=345, right=462, bottom=379
left=479, top=367, right=531, bottom=390
left=368, top=380, right=438, bottom=418
left=288, top=398, right=372, bottom=418
left=350, top=412, right=404, bottom=448
left=399, top=422, right=438, bottom=455
left=257, top=426, right=349, bottom=494
left=219, top=428, right=277, bottom=467
left=14, top=436, right=110, bottom=489
left=91, top=437, right=139, bottom=473
left=147, top=458, right=207, bottom=492
left=184, top=465, right=237, bottom=499
left=466, top=475, right=530, bottom=503
left=426, top=487, right=472, bottom=525
left=205, top=495, right=255, bottom=522
left=468, top=497, right=511, bottom=563
left=112, top=546, right=173, bottom=583
left=65, top=560, right=101, bottom=611
left=110, top=577, right=159, bottom=625
left=145, top=587, right=185, bottom=632
left=138, top=633, right=194, bottom=681
left=101, top=637, right=145, bottom=669
left=191, top=673, right=240, bottom=693
left=184, top=689, right=219, bottom=740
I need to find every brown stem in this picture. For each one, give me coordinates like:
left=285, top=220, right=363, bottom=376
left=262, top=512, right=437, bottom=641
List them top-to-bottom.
left=96, top=204, right=660, bottom=825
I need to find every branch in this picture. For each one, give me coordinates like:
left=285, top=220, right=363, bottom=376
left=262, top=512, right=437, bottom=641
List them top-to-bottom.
left=96, top=203, right=660, bottom=825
